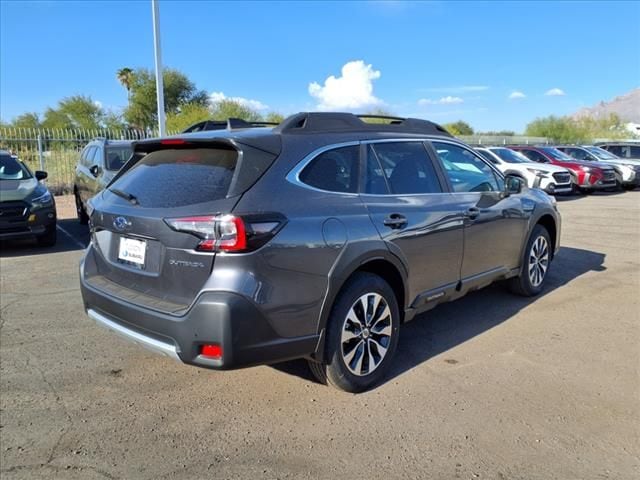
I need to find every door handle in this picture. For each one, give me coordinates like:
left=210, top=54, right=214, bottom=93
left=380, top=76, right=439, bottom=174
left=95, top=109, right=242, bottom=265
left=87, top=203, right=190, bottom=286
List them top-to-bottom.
left=464, top=207, right=480, bottom=220
left=383, top=213, right=407, bottom=229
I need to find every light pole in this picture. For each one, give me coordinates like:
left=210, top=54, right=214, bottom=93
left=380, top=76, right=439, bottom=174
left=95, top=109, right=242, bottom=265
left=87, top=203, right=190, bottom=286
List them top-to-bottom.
left=151, top=0, right=166, bottom=137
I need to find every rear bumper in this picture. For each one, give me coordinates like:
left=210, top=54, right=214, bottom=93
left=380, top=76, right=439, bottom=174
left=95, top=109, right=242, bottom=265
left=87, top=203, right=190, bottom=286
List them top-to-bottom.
left=79, top=256, right=320, bottom=370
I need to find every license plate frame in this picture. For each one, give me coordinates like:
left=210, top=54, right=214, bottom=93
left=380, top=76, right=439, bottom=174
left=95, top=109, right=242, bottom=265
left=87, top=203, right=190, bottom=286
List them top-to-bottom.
left=118, top=236, right=147, bottom=268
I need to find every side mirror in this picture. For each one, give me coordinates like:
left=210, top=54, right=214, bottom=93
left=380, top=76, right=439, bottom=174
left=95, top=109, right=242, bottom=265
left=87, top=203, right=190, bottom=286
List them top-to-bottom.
left=89, top=165, right=102, bottom=177
left=35, top=170, right=48, bottom=181
left=504, top=174, right=523, bottom=195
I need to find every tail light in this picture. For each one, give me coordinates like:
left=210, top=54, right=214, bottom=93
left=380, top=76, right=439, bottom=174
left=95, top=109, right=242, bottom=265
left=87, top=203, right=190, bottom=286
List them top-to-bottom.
left=165, top=213, right=285, bottom=253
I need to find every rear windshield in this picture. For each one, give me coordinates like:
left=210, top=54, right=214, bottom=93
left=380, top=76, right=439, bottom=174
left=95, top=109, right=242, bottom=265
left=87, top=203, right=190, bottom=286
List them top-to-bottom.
left=105, top=146, right=133, bottom=171
left=109, top=147, right=237, bottom=208
left=0, top=154, right=32, bottom=180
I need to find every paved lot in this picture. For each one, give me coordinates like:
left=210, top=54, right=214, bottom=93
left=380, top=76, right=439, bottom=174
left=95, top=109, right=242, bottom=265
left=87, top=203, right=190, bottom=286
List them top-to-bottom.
left=1, top=192, right=639, bottom=479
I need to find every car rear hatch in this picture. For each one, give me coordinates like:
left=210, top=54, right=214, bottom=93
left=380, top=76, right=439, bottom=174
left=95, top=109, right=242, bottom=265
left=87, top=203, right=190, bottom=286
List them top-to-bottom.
left=83, top=137, right=278, bottom=315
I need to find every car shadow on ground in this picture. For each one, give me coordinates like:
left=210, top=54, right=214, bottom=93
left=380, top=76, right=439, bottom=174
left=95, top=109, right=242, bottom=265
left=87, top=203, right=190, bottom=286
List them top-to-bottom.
left=0, top=218, right=89, bottom=258
left=271, top=246, right=607, bottom=389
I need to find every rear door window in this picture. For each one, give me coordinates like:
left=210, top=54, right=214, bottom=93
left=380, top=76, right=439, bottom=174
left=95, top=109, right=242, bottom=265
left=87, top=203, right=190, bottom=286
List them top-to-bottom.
left=368, top=142, right=442, bottom=194
left=299, top=145, right=359, bottom=193
left=109, top=147, right=238, bottom=208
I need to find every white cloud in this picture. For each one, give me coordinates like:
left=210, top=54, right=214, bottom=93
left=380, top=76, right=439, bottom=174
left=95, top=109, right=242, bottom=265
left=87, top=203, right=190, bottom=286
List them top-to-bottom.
left=308, top=60, right=382, bottom=110
left=421, top=85, right=489, bottom=93
left=545, top=88, right=566, bottom=97
left=209, top=91, right=269, bottom=110
left=508, top=91, right=526, bottom=100
left=418, top=96, right=464, bottom=106
left=93, top=100, right=103, bottom=109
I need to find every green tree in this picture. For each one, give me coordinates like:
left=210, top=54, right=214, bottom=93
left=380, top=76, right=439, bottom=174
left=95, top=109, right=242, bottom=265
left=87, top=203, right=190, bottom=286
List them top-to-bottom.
left=116, top=67, right=134, bottom=105
left=124, top=68, right=209, bottom=129
left=42, top=95, right=104, bottom=130
left=209, top=99, right=262, bottom=122
left=166, top=103, right=211, bottom=132
left=361, top=108, right=397, bottom=124
left=11, top=112, right=41, bottom=130
left=264, top=112, right=285, bottom=124
left=523, top=114, right=630, bottom=143
left=443, top=120, right=474, bottom=136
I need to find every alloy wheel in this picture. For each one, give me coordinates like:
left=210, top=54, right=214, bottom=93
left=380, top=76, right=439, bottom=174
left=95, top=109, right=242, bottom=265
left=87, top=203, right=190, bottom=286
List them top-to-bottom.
left=528, top=236, right=549, bottom=287
left=340, top=293, right=393, bottom=376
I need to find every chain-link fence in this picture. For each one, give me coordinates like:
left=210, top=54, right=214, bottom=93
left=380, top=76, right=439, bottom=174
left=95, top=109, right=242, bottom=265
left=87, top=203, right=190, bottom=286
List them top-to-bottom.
left=0, top=128, right=165, bottom=195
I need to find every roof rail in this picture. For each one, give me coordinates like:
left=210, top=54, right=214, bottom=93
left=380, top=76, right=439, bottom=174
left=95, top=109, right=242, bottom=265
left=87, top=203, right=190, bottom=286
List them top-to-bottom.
left=273, top=112, right=452, bottom=137
left=182, top=118, right=280, bottom=133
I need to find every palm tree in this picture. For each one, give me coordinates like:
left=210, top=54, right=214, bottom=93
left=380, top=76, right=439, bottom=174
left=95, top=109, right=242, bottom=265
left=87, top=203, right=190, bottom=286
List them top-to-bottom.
left=116, top=67, right=134, bottom=106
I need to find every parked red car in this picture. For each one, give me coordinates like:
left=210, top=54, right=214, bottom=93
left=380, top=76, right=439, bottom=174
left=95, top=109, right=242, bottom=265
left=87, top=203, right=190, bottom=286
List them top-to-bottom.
left=509, top=146, right=617, bottom=193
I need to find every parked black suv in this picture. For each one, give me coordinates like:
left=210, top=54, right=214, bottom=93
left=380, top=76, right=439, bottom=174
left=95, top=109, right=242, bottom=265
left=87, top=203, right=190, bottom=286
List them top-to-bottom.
left=80, top=113, right=561, bottom=392
left=74, top=138, right=133, bottom=224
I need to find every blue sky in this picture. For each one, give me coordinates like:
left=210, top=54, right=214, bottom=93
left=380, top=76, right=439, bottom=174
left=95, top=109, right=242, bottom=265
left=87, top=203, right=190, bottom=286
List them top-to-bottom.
left=1, top=0, right=639, bottom=132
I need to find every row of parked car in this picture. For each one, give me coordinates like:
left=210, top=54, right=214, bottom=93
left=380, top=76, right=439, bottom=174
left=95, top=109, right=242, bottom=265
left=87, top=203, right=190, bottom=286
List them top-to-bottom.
left=474, top=144, right=640, bottom=195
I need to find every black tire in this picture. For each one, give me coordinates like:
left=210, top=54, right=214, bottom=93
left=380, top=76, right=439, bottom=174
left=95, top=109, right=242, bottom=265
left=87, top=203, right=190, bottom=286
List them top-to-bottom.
left=623, top=184, right=637, bottom=191
left=577, top=187, right=592, bottom=195
left=75, top=190, right=89, bottom=225
left=36, top=224, right=57, bottom=247
left=508, top=225, right=551, bottom=297
left=308, top=272, right=400, bottom=393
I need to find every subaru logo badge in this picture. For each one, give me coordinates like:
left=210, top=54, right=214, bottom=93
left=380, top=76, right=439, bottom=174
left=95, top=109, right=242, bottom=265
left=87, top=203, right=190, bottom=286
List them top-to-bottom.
left=113, top=216, right=132, bottom=231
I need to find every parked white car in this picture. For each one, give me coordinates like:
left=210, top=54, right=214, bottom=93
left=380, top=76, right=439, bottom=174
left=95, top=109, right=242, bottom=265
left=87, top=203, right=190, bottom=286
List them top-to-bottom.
left=556, top=146, right=640, bottom=190
left=475, top=147, right=573, bottom=194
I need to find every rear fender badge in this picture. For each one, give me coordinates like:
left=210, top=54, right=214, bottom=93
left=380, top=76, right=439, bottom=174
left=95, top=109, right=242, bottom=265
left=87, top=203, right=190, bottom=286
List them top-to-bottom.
left=169, top=259, right=205, bottom=268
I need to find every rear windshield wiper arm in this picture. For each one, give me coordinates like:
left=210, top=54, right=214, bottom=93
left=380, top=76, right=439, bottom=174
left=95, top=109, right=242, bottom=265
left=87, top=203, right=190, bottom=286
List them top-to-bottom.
left=109, top=188, right=139, bottom=206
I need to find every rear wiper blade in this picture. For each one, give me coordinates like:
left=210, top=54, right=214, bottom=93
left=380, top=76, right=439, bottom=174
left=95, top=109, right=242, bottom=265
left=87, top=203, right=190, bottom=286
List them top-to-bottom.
left=109, top=188, right=139, bottom=205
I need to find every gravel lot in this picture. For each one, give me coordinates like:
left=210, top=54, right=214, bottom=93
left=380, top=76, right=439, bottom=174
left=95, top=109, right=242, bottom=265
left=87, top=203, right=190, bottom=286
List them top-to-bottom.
left=1, top=192, right=639, bottom=480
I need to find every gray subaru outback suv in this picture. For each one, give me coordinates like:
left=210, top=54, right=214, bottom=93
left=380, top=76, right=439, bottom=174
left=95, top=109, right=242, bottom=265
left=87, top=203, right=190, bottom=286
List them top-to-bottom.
left=80, top=113, right=560, bottom=392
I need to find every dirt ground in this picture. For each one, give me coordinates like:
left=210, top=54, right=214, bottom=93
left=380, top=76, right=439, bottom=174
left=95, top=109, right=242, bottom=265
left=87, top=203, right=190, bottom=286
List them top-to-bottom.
left=1, top=192, right=639, bottom=479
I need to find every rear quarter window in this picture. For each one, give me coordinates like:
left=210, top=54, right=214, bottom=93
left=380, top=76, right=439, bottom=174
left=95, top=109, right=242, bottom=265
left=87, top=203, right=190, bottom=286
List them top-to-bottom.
left=299, top=145, right=359, bottom=193
left=109, top=147, right=238, bottom=208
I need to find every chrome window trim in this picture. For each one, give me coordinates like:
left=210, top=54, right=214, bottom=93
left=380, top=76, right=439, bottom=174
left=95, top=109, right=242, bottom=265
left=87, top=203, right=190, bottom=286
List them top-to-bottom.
left=286, top=137, right=457, bottom=196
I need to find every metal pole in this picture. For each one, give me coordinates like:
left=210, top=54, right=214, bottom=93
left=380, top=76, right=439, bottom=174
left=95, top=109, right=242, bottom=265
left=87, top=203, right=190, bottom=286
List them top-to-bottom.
left=151, top=0, right=166, bottom=137
left=37, top=132, right=45, bottom=171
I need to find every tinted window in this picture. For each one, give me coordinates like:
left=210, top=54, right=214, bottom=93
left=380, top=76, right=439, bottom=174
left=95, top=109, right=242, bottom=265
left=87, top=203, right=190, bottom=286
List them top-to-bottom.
left=369, top=142, right=442, bottom=194
left=433, top=142, right=503, bottom=193
left=299, top=145, right=359, bottom=193
left=603, top=145, right=623, bottom=156
left=105, top=146, right=133, bottom=171
left=630, top=146, right=640, bottom=157
left=109, top=147, right=238, bottom=208
left=0, top=154, right=31, bottom=180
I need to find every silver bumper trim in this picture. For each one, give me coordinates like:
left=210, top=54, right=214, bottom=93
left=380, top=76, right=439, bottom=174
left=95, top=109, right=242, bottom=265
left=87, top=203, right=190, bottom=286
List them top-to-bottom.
left=88, top=309, right=181, bottom=361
